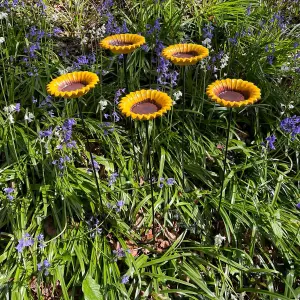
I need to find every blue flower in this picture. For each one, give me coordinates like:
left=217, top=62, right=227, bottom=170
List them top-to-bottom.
left=97, top=0, right=114, bottom=14
left=246, top=5, right=251, bottom=16
left=146, top=18, right=161, bottom=35
left=121, top=21, right=129, bottom=33
left=202, top=23, right=214, bottom=39
left=53, top=27, right=63, bottom=36
left=228, top=33, right=239, bottom=45
left=141, top=44, right=150, bottom=52
left=114, top=88, right=126, bottom=104
left=15, top=103, right=20, bottom=112
left=48, top=110, right=55, bottom=117
left=112, top=111, right=120, bottom=122
left=280, top=115, right=300, bottom=138
left=62, top=118, right=76, bottom=142
left=265, top=135, right=276, bottom=150
left=66, top=141, right=77, bottom=148
left=53, top=155, right=71, bottom=170
left=89, top=156, right=100, bottom=172
left=108, top=172, right=119, bottom=186
left=166, top=178, right=176, bottom=186
left=4, top=187, right=14, bottom=200
left=4, top=187, right=14, bottom=194
left=115, top=200, right=125, bottom=212
left=296, top=203, right=300, bottom=210
left=87, top=216, right=102, bottom=238
left=16, top=233, right=34, bottom=253
left=37, top=234, right=46, bottom=249
left=113, top=248, right=126, bottom=258
left=38, top=259, right=50, bottom=276
left=121, top=275, right=129, bottom=284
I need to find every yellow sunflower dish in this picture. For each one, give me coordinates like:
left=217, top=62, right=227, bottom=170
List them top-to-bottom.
left=100, top=34, right=146, bottom=54
left=162, top=44, right=209, bottom=66
left=47, top=71, right=99, bottom=99
left=206, top=78, right=261, bottom=108
left=119, top=90, right=173, bottom=121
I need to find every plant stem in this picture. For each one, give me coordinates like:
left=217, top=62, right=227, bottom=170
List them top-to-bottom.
left=123, top=54, right=140, bottom=181
left=123, top=54, right=129, bottom=92
left=181, top=67, right=186, bottom=189
left=76, top=98, right=104, bottom=213
left=218, top=108, right=233, bottom=213
left=145, top=122, right=155, bottom=245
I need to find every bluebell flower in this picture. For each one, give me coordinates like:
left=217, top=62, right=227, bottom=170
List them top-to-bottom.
left=97, top=0, right=114, bottom=13
left=246, top=5, right=251, bottom=16
left=146, top=18, right=161, bottom=35
left=121, top=21, right=129, bottom=33
left=202, top=23, right=214, bottom=39
left=53, top=27, right=63, bottom=36
left=228, top=33, right=239, bottom=45
left=24, top=42, right=41, bottom=58
left=294, top=42, right=299, bottom=48
left=141, top=44, right=150, bottom=52
left=217, top=50, right=224, bottom=59
left=88, top=53, right=96, bottom=64
left=267, top=55, right=274, bottom=65
left=170, top=71, right=179, bottom=87
left=114, top=88, right=126, bottom=104
left=39, top=95, right=52, bottom=108
left=15, top=103, right=20, bottom=112
left=48, top=110, right=55, bottom=117
left=112, top=111, right=120, bottom=122
left=104, top=113, right=109, bottom=119
left=280, top=115, right=300, bottom=138
left=62, top=118, right=76, bottom=142
left=39, top=127, right=53, bottom=138
left=265, top=135, right=276, bottom=150
left=66, top=141, right=76, bottom=148
left=53, top=155, right=71, bottom=170
left=88, top=155, right=100, bottom=172
left=108, top=172, right=119, bottom=186
left=159, top=177, right=164, bottom=188
left=166, top=178, right=176, bottom=186
left=4, top=187, right=14, bottom=200
left=4, top=187, right=14, bottom=194
left=115, top=200, right=125, bottom=212
left=117, top=200, right=125, bottom=207
left=296, top=203, right=300, bottom=210
left=87, top=216, right=102, bottom=238
left=16, top=233, right=34, bottom=253
left=37, top=233, right=44, bottom=241
left=37, top=234, right=46, bottom=249
left=113, top=248, right=126, bottom=258
left=38, top=259, right=50, bottom=276
left=121, top=275, right=129, bottom=284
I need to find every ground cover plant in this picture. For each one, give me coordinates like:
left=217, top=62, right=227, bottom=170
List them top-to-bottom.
left=0, top=0, right=300, bottom=299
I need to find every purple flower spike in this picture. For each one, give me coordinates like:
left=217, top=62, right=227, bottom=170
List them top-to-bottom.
left=265, top=135, right=276, bottom=150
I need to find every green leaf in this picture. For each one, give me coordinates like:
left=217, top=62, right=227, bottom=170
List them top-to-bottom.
left=82, top=275, right=103, bottom=300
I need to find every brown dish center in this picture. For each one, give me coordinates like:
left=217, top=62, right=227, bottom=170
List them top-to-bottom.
left=109, top=40, right=133, bottom=46
left=173, top=51, right=198, bottom=58
left=60, top=82, right=86, bottom=92
left=218, top=91, right=245, bottom=102
left=131, top=99, right=161, bottom=115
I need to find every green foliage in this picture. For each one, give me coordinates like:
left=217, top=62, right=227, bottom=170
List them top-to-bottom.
left=0, top=0, right=299, bottom=299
